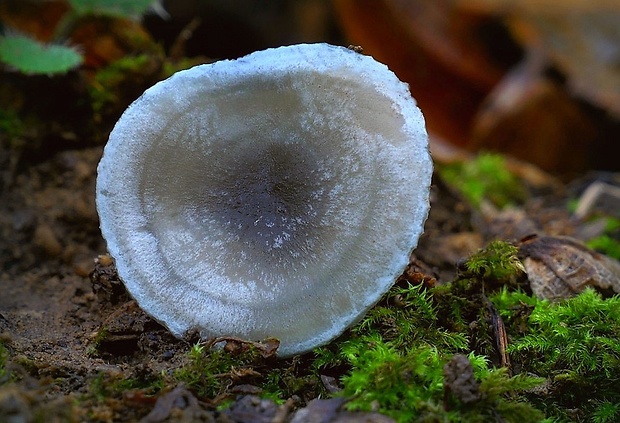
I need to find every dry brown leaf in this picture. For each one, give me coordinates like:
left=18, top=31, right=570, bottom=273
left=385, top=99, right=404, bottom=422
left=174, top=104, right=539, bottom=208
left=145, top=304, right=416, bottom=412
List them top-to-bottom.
left=0, top=0, right=68, bottom=42
left=457, top=0, right=620, bottom=117
left=515, top=13, right=620, bottom=117
left=470, top=53, right=598, bottom=173
left=519, top=235, right=620, bottom=300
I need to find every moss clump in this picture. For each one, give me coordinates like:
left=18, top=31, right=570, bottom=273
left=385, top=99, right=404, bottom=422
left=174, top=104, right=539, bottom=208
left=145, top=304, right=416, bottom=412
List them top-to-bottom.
left=89, top=54, right=161, bottom=122
left=438, top=152, right=526, bottom=209
left=379, top=240, right=527, bottom=344
left=463, top=240, right=525, bottom=282
left=431, top=241, right=527, bottom=359
left=310, top=242, right=550, bottom=421
left=313, top=243, right=546, bottom=422
left=318, top=281, right=545, bottom=422
left=355, top=283, right=468, bottom=351
left=494, top=288, right=620, bottom=421
left=339, top=336, right=445, bottom=421
left=173, top=340, right=315, bottom=403
left=174, top=343, right=251, bottom=399
left=88, top=371, right=161, bottom=403
left=592, top=401, right=620, bottom=423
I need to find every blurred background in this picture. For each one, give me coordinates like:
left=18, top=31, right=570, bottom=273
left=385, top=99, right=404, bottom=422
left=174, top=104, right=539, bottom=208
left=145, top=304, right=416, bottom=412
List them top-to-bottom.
left=1, top=0, right=619, bottom=176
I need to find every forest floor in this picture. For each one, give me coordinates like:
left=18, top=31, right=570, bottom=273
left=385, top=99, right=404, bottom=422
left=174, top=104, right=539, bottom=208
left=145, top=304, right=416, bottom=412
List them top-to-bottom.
left=1, top=127, right=618, bottom=422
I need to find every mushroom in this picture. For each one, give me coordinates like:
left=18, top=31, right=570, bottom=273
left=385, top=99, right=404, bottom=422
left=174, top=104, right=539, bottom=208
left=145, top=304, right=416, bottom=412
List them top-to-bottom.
left=96, top=43, right=432, bottom=357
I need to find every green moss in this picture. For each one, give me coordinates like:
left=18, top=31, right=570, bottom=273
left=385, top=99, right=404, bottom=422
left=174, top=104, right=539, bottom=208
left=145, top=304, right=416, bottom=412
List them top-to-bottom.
left=89, top=54, right=154, bottom=119
left=0, top=109, right=26, bottom=141
left=438, top=152, right=526, bottom=209
left=585, top=217, right=620, bottom=260
left=602, top=217, right=620, bottom=232
left=587, top=235, right=620, bottom=261
left=463, top=240, right=525, bottom=282
left=308, top=241, right=583, bottom=421
left=430, top=241, right=527, bottom=359
left=309, top=277, right=546, bottom=422
left=356, top=282, right=469, bottom=351
left=493, top=288, right=620, bottom=421
left=511, top=289, right=620, bottom=376
left=85, top=327, right=111, bottom=357
left=339, top=335, right=445, bottom=421
left=0, top=342, right=8, bottom=383
left=173, top=342, right=301, bottom=401
left=173, top=343, right=243, bottom=398
left=473, top=367, right=546, bottom=423
left=87, top=370, right=161, bottom=404
left=88, top=372, right=119, bottom=402
left=592, top=401, right=620, bottom=423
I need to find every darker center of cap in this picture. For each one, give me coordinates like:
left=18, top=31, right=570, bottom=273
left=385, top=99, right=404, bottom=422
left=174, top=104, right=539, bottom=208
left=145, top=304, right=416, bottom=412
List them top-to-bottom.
left=211, top=142, right=324, bottom=250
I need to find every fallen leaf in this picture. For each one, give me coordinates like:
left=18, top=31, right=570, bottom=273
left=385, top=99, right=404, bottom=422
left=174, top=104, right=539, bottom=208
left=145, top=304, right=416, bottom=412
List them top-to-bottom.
left=519, top=235, right=620, bottom=300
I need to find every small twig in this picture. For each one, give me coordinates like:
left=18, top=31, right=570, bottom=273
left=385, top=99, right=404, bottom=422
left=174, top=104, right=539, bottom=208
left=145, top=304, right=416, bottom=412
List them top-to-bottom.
left=170, top=17, right=202, bottom=61
left=574, top=181, right=620, bottom=219
left=485, top=295, right=511, bottom=372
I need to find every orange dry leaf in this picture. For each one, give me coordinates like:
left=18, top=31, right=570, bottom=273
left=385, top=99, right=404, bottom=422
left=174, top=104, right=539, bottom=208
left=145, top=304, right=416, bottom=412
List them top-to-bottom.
left=0, top=0, right=68, bottom=42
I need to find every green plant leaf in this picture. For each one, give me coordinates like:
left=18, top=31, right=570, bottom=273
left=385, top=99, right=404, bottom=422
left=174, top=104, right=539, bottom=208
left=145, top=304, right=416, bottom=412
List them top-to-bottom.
left=68, top=0, right=158, bottom=18
left=0, top=35, right=82, bottom=75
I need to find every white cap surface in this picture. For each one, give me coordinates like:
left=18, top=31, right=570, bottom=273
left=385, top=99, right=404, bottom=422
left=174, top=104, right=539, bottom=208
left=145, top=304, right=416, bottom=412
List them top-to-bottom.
left=96, top=43, right=432, bottom=356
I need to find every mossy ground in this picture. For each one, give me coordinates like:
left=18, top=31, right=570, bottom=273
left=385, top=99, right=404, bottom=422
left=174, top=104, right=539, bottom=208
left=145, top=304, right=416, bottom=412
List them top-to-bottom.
left=1, top=149, right=618, bottom=421
left=56, top=240, right=616, bottom=422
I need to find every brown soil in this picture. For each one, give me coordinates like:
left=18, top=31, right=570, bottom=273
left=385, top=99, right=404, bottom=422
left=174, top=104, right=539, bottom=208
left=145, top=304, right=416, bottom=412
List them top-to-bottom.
left=0, top=147, right=192, bottom=420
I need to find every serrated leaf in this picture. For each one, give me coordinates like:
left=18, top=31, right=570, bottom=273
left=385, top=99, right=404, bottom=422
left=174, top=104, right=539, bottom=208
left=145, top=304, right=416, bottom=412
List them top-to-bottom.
left=68, top=0, right=158, bottom=18
left=0, top=35, right=83, bottom=75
